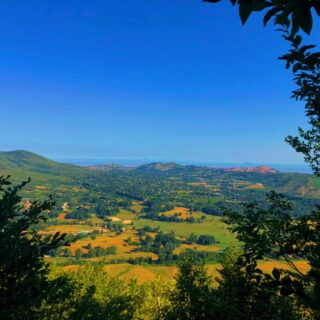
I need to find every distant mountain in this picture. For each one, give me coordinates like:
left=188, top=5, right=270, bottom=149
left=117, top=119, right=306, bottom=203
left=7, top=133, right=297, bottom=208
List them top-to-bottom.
left=0, top=150, right=85, bottom=177
left=0, top=150, right=318, bottom=216
left=133, top=162, right=278, bottom=175
left=136, top=162, right=182, bottom=172
left=87, top=163, right=128, bottom=172
left=224, top=165, right=278, bottom=174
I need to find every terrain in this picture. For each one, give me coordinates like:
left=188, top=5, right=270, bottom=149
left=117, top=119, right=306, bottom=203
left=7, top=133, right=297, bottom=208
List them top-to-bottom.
left=1, top=150, right=319, bottom=281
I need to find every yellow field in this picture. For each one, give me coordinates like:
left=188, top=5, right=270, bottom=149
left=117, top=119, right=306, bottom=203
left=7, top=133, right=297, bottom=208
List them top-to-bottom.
left=246, top=183, right=265, bottom=190
left=35, top=185, right=47, bottom=190
left=71, top=186, right=83, bottom=192
left=131, top=201, right=143, bottom=213
left=160, top=207, right=205, bottom=220
left=160, top=207, right=191, bottom=219
left=45, top=213, right=309, bottom=286
left=57, top=213, right=66, bottom=220
left=41, top=224, right=99, bottom=235
left=67, top=229, right=158, bottom=261
left=173, top=243, right=221, bottom=255
left=60, top=259, right=310, bottom=284
left=258, top=260, right=310, bottom=274
left=103, top=264, right=178, bottom=283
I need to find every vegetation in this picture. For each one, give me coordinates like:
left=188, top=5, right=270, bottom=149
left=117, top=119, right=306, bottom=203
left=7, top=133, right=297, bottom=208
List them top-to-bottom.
left=0, top=176, right=71, bottom=319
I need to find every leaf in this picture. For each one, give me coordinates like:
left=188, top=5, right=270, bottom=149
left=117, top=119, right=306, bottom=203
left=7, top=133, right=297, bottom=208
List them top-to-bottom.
left=239, top=0, right=252, bottom=25
left=251, top=0, right=266, bottom=12
left=313, top=2, right=320, bottom=16
left=263, top=6, right=281, bottom=25
left=300, top=6, right=313, bottom=34
left=291, top=8, right=301, bottom=35
left=275, top=14, right=291, bottom=28
left=294, top=35, right=302, bottom=46
left=272, top=268, right=281, bottom=281
left=281, top=275, right=292, bottom=286
left=292, top=280, right=304, bottom=293
left=280, top=286, right=294, bottom=296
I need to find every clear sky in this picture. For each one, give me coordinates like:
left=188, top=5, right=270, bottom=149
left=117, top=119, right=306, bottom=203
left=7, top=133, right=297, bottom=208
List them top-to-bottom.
left=0, top=0, right=314, bottom=164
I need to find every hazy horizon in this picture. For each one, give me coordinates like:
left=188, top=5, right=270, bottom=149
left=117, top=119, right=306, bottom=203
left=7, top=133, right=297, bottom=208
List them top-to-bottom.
left=52, top=156, right=312, bottom=174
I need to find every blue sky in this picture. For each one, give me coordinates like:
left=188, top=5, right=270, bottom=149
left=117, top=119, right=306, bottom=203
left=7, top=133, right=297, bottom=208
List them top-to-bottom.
left=0, top=0, right=313, bottom=164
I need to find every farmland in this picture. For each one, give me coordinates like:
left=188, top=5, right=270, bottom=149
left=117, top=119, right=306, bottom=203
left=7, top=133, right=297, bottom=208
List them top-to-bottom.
left=0, top=150, right=317, bottom=282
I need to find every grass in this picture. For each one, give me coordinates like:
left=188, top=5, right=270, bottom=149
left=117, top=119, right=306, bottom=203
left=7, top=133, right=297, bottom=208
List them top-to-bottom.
left=312, top=177, right=320, bottom=189
left=131, top=201, right=143, bottom=213
left=116, top=208, right=138, bottom=220
left=134, top=216, right=236, bottom=249
left=41, top=224, right=98, bottom=234
left=173, top=244, right=221, bottom=255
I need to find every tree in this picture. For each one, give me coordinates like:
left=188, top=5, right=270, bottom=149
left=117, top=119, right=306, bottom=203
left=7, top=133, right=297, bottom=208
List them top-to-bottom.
left=204, top=0, right=320, bottom=35
left=196, top=1, right=320, bottom=317
left=0, top=176, right=71, bottom=319
left=223, top=192, right=320, bottom=318
left=212, top=243, right=298, bottom=320
left=75, top=248, right=83, bottom=260
left=170, top=257, right=215, bottom=320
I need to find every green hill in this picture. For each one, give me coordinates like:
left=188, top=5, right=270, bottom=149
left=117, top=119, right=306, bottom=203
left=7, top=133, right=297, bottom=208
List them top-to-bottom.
left=0, top=150, right=86, bottom=177
left=0, top=150, right=318, bottom=216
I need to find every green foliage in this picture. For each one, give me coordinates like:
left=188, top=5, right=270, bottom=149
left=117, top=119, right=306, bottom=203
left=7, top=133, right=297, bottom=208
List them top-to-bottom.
left=204, top=0, right=320, bottom=35
left=0, top=176, right=71, bottom=319
left=224, top=192, right=320, bottom=318
left=137, top=232, right=181, bottom=264
left=186, top=233, right=217, bottom=245
left=212, top=243, right=303, bottom=320
left=86, top=245, right=117, bottom=258
left=75, top=248, right=83, bottom=260
left=170, top=258, right=215, bottom=320
left=39, top=264, right=175, bottom=320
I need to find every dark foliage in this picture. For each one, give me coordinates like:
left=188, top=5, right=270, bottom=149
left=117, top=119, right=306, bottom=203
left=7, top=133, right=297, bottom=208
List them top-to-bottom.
left=0, top=176, right=71, bottom=319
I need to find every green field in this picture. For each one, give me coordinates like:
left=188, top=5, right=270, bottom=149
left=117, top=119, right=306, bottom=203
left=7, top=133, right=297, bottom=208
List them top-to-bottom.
left=134, top=216, right=236, bottom=249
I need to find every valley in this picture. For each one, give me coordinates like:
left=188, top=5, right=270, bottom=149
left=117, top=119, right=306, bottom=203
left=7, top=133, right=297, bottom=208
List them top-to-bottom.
left=1, top=150, right=319, bottom=281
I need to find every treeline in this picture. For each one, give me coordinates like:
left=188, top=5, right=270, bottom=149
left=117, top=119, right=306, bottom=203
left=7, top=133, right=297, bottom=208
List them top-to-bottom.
left=53, top=244, right=117, bottom=259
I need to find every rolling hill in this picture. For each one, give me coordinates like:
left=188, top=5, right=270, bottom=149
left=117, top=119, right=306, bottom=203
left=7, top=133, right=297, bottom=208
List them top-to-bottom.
left=0, top=150, right=85, bottom=176
left=0, top=150, right=319, bottom=215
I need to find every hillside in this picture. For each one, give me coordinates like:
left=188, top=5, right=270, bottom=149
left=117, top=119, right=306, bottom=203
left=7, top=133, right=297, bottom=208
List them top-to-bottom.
left=0, top=150, right=85, bottom=176
left=0, top=150, right=319, bottom=213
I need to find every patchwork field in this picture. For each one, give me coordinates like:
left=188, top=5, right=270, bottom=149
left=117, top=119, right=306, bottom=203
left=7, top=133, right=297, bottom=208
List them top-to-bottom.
left=44, top=206, right=237, bottom=272
left=58, top=259, right=310, bottom=284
